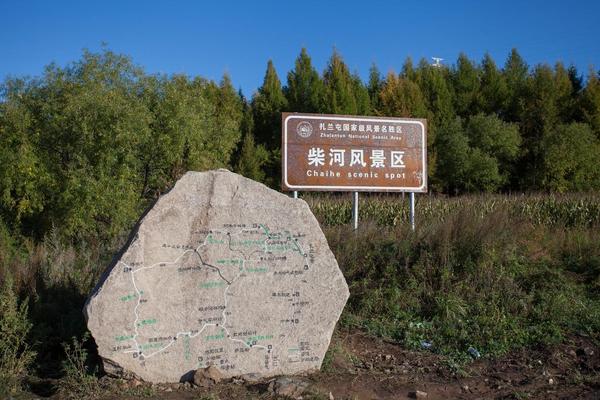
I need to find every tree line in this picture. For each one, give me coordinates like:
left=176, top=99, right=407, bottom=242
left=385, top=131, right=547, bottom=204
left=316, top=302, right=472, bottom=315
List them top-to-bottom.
left=1, top=47, right=600, bottom=242
left=246, top=48, right=600, bottom=194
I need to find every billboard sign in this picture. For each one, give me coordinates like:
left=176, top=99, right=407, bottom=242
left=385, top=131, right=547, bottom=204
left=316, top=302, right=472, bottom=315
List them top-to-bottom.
left=282, top=113, right=427, bottom=192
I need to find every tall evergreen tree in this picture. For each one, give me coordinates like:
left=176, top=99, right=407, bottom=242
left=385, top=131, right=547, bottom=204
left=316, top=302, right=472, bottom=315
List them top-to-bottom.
left=284, top=48, right=323, bottom=113
left=503, top=48, right=529, bottom=122
left=322, top=50, right=358, bottom=114
left=451, top=53, right=481, bottom=117
left=479, top=53, right=508, bottom=115
left=401, top=57, right=417, bottom=81
left=414, top=59, right=455, bottom=180
left=415, top=59, right=454, bottom=128
left=251, top=60, right=287, bottom=186
left=252, top=60, right=287, bottom=150
left=554, top=62, right=577, bottom=124
left=367, top=63, right=383, bottom=113
left=519, top=64, right=573, bottom=188
left=566, top=65, right=585, bottom=122
left=568, top=65, right=584, bottom=94
left=582, top=68, right=600, bottom=137
left=352, top=72, right=371, bottom=115
left=379, top=72, right=428, bottom=118
left=207, top=74, right=243, bottom=167
left=234, top=98, right=269, bottom=184
left=235, top=130, right=270, bottom=183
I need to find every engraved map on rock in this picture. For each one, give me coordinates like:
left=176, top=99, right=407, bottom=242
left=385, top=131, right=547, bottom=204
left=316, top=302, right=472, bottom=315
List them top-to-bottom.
left=84, top=170, right=349, bottom=383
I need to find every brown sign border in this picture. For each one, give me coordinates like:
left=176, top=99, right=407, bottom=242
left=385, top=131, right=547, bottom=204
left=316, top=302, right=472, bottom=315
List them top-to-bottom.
left=281, top=113, right=428, bottom=192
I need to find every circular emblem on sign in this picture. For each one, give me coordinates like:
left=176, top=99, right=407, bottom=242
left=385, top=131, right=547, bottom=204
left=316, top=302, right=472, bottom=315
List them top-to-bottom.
left=296, top=121, right=313, bottom=138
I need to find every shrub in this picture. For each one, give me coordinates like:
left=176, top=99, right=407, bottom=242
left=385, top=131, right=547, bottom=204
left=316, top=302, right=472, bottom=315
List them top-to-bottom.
left=0, top=275, right=36, bottom=394
left=57, top=333, right=99, bottom=400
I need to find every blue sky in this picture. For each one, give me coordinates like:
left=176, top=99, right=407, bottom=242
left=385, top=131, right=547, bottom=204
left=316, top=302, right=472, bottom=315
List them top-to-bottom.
left=1, top=0, right=599, bottom=96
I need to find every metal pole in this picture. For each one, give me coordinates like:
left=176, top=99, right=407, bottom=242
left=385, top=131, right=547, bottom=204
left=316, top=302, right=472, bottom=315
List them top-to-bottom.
left=293, top=191, right=298, bottom=199
left=352, top=192, right=359, bottom=230
left=409, top=192, right=415, bottom=231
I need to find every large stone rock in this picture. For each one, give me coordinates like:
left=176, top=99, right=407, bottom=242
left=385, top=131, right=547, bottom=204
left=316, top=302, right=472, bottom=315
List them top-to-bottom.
left=84, top=170, right=349, bottom=383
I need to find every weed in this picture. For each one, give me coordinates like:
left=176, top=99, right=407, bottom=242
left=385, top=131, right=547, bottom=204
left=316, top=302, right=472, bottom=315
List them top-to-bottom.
left=0, top=275, right=36, bottom=395
left=56, top=332, right=99, bottom=399
left=321, top=339, right=347, bottom=373
left=121, top=384, right=156, bottom=397
left=302, top=392, right=331, bottom=400
left=196, top=395, right=219, bottom=400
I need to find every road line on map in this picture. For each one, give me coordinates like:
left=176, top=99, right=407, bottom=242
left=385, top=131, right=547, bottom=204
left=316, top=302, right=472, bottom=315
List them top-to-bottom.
left=122, top=225, right=305, bottom=369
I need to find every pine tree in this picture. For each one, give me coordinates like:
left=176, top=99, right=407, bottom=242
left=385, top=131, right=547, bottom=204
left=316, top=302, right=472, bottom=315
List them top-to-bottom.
left=284, top=48, right=323, bottom=113
left=503, top=48, right=529, bottom=122
left=322, top=50, right=358, bottom=114
left=451, top=53, right=481, bottom=117
left=479, top=53, right=508, bottom=115
left=401, top=57, right=416, bottom=81
left=414, top=59, right=455, bottom=181
left=415, top=59, right=454, bottom=128
left=251, top=60, right=288, bottom=186
left=252, top=60, right=287, bottom=150
left=554, top=62, right=576, bottom=123
left=367, top=63, right=383, bottom=113
left=519, top=63, right=573, bottom=188
left=566, top=65, right=585, bottom=122
left=568, top=65, right=584, bottom=94
left=582, top=68, right=600, bottom=137
left=352, top=72, right=371, bottom=115
left=379, top=72, right=428, bottom=118
left=212, top=74, right=244, bottom=167
left=233, top=91, right=270, bottom=184
left=235, top=131, right=269, bottom=183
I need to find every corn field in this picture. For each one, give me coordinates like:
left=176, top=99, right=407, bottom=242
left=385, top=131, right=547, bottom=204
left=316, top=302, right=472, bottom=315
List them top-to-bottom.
left=304, top=192, right=600, bottom=228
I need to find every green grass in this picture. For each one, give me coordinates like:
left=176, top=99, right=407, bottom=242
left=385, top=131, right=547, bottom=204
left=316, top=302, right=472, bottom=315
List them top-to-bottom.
left=0, top=192, right=599, bottom=391
left=312, top=193, right=600, bottom=360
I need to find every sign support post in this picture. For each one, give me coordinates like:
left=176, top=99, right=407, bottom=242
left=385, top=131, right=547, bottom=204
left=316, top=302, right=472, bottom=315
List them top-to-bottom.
left=281, top=113, right=427, bottom=231
left=352, top=192, right=359, bottom=230
left=409, top=192, right=415, bottom=231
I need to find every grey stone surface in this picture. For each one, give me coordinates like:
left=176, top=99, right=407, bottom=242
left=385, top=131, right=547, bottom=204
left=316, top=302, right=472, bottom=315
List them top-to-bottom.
left=84, top=170, right=349, bottom=383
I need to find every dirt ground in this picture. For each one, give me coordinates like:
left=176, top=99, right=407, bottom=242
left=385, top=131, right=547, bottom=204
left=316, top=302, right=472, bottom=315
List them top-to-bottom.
left=21, top=330, right=600, bottom=400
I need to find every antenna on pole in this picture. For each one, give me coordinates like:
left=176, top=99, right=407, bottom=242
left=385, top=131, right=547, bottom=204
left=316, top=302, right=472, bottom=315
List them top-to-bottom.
left=431, top=57, right=444, bottom=68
